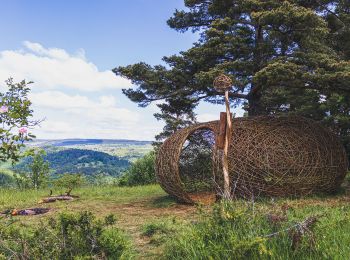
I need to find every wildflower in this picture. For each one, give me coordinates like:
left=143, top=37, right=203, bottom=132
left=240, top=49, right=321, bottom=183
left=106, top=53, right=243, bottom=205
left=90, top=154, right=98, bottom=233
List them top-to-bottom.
left=0, top=105, right=8, bottom=113
left=19, top=127, right=28, bottom=134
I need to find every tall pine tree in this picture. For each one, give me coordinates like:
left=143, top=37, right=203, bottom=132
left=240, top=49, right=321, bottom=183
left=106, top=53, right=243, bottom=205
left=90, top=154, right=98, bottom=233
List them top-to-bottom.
left=114, top=0, right=350, bottom=158
left=323, top=0, right=350, bottom=160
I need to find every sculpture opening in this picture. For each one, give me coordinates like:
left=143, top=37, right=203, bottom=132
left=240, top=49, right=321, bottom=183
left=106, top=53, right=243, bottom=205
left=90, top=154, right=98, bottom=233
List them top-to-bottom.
left=155, top=121, right=219, bottom=204
left=179, top=128, right=216, bottom=203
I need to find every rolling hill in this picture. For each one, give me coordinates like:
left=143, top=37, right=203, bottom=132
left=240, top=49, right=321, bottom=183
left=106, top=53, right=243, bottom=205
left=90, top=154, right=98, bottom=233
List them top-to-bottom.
left=0, top=139, right=153, bottom=186
left=26, top=139, right=152, bottom=147
left=14, top=148, right=130, bottom=178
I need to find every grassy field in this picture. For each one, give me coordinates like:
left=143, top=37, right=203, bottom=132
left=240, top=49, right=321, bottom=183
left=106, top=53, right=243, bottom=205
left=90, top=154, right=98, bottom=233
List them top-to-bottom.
left=1, top=180, right=350, bottom=259
left=0, top=185, right=195, bottom=258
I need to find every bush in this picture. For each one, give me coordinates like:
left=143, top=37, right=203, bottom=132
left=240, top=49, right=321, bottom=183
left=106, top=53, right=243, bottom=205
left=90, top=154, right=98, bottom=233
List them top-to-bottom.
left=0, top=79, right=37, bottom=163
left=13, top=149, right=50, bottom=190
left=118, top=151, right=156, bottom=186
left=52, top=173, right=85, bottom=194
left=163, top=201, right=350, bottom=260
left=0, top=211, right=133, bottom=259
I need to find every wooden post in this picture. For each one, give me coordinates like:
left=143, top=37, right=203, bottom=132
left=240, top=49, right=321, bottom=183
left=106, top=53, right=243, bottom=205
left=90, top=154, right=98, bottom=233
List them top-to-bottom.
left=213, top=74, right=233, bottom=199
left=223, top=90, right=232, bottom=199
left=217, top=112, right=227, bottom=149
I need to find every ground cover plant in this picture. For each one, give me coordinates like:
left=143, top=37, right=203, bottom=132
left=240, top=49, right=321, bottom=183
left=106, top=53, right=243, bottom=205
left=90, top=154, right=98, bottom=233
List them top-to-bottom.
left=0, top=211, right=133, bottom=259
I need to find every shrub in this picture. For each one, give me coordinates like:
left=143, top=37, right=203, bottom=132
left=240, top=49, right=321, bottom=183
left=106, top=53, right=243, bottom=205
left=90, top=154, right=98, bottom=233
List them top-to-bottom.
left=0, top=78, right=37, bottom=163
left=13, top=149, right=50, bottom=190
left=118, top=151, right=156, bottom=186
left=52, top=173, right=85, bottom=195
left=0, top=211, right=133, bottom=259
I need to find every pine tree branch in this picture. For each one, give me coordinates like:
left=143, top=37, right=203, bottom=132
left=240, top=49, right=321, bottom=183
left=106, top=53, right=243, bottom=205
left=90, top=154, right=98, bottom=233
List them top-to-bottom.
left=315, top=0, right=346, bottom=25
left=228, top=92, right=248, bottom=99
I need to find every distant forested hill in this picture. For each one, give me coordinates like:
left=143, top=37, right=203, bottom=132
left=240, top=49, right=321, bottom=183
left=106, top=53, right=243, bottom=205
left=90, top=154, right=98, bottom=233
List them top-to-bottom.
left=26, top=139, right=153, bottom=162
left=27, top=139, right=151, bottom=147
left=14, top=148, right=130, bottom=178
left=0, top=171, right=14, bottom=187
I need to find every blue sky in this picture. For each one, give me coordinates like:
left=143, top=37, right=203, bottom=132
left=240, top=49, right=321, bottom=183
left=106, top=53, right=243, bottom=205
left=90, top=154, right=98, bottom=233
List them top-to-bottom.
left=0, top=0, right=241, bottom=140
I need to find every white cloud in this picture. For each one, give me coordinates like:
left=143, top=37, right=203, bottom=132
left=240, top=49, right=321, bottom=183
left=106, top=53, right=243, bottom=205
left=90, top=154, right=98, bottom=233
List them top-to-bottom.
left=0, top=41, right=131, bottom=91
left=0, top=42, right=164, bottom=140
left=29, top=90, right=162, bottom=140
left=30, top=90, right=139, bottom=127
left=30, top=91, right=91, bottom=109
left=30, top=91, right=139, bottom=124
left=99, top=95, right=117, bottom=107
left=197, top=113, right=220, bottom=122
left=37, top=121, right=75, bottom=135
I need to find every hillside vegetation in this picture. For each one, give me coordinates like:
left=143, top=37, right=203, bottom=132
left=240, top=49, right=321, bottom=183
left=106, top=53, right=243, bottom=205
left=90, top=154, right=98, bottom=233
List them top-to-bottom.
left=28, top=139, right=153, bottom=161
left=0, top=140, right=154, bottom=185
left=12, top=148, right=130, bottom=180
left=0, top=171, right=14, bottom=187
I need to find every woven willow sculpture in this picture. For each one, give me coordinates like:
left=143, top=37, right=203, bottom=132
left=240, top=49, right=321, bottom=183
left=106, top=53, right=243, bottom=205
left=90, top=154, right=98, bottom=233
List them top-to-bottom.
left=155, top=116, right=349, bottom=204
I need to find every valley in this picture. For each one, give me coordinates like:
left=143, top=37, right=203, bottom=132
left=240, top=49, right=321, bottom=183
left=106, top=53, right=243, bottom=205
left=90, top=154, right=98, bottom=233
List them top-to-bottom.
left=0, top=139, right=154, bottom=185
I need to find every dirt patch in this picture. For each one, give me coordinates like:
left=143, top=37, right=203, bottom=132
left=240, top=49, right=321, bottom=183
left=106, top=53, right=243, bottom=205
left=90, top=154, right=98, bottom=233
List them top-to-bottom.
left=189, top=191, right=216, bottom=205
left=111, top=198, right=197, bottom=259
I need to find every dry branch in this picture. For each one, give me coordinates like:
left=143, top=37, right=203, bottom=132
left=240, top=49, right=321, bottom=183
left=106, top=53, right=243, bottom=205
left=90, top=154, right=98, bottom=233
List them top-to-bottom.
left=39, top=196, right=75, bottom=203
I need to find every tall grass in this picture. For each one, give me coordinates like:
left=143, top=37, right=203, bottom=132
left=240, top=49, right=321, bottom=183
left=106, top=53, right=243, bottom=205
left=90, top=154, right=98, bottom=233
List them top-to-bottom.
left=1, top=182, right=350, bottom=258
left=0, top=184, right=165, bottom=211
left=0, top=189, right=48, bottom=210
left=163, top=200, right=350, bottom=259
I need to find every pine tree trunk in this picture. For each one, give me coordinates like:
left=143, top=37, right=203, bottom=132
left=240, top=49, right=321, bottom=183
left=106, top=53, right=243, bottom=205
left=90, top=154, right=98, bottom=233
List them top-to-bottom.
left=248, top=23, right=265, bottom=117
left=247, top=94, right=264, bottom=116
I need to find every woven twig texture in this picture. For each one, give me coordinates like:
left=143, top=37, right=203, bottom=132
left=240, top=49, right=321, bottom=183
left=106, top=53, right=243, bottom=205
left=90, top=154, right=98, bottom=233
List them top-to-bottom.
left=155, top=116, right=349, bottom=204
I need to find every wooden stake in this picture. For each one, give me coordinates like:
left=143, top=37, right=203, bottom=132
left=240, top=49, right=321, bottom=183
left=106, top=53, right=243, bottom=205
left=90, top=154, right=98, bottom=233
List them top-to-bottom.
left=213, top=74, right=234, bottom=199
left=223, top=90, right=232, bottom=199
left=217, top=112, right=227, bottom=149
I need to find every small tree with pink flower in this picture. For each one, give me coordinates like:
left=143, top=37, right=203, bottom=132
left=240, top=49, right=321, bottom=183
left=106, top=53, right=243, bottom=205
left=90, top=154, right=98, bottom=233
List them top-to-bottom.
left=0, top=78, right=39, bottom=162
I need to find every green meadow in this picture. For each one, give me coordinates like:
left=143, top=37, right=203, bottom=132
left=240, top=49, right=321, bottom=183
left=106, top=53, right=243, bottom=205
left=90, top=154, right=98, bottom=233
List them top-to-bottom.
left=1, top=179, right=350, bottom=259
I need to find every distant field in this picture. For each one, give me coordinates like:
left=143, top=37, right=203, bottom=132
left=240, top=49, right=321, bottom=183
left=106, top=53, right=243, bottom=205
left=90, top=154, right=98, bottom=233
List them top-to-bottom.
left=27, top=139, right=153, bottom=161
left=61, top=143, right=153, bottom=161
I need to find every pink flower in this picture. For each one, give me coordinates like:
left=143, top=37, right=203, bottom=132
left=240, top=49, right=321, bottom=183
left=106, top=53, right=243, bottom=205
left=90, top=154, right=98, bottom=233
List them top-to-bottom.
left=0, top=105, right=8, bottom=113
left=19, top=127, right=28, bottom=134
